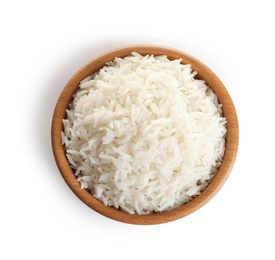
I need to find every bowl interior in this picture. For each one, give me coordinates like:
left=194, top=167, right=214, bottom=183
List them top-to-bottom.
left=51, top=45, right=238, bottom=224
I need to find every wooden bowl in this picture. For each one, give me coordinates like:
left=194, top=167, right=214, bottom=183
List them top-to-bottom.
left=51, top=45, right=239, bottom=225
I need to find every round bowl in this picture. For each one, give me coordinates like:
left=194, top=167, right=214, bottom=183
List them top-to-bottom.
left=51, top=45, right=239, bottom=225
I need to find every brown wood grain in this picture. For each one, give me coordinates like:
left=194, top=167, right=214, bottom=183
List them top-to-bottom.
left=51, top=45, right=239, bottom=225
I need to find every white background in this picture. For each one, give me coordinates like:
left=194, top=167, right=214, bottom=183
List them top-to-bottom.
left=1, top=0, right=274, bottom=259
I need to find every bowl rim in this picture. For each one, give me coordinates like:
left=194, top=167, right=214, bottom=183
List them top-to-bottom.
left=51, top=44, right=239, bottom=225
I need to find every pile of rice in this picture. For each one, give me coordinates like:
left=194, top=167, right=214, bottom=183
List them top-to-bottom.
left=61, top=52, right=226, bottom=215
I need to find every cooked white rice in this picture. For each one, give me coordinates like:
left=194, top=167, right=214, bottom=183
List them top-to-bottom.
left=62, top=52, right=226, bottom=215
